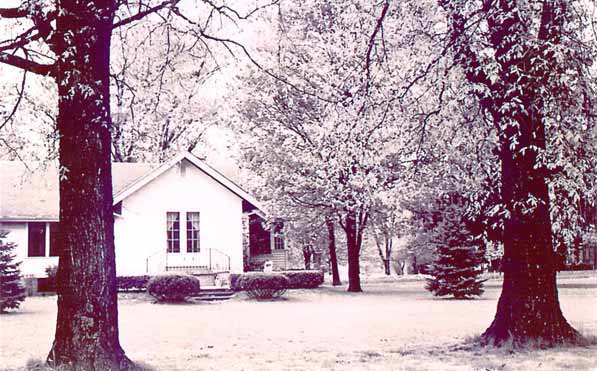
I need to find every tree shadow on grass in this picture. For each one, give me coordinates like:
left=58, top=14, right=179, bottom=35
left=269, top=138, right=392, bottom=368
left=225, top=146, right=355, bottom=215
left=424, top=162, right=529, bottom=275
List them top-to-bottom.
left=385, top=333, right=597, bottom=371
left=19, top=359, right=157, bottom=371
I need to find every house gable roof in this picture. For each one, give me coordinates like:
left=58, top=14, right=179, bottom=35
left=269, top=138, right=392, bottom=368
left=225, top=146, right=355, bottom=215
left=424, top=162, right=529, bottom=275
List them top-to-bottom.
left=0, top=152, right=261, bottom=221
left=113, top=152, right=263, bottom=211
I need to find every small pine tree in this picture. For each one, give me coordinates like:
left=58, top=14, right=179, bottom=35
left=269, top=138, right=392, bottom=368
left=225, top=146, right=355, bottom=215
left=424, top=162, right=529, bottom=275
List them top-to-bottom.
left=425, top=197, right=486, bottom=299
left=0, top=231, right=26, bottom=312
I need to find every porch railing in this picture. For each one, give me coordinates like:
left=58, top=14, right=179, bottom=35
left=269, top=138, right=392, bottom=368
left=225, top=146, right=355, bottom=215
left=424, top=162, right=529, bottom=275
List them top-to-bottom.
left=147, top=248, right=230, bottom=275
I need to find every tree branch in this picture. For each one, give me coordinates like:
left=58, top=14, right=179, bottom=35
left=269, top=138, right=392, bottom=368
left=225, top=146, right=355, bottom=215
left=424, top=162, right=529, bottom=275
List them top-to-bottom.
left=113, top=0, right=179, bottom=29
left=364, top=0, right=389, bottom=95
left=0, top=7, right=28, bottom=18
left=0, top=52, right=55, bottom=76
left=0, top=69, right=27, bottom=132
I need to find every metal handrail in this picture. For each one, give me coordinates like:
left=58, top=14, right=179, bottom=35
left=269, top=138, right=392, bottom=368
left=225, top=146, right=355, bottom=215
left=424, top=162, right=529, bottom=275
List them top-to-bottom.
left=148, top=248, right=231, bottom=274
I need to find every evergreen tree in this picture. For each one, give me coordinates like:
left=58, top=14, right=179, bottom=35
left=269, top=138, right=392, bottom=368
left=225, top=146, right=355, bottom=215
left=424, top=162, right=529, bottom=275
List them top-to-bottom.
left=425, top=197, right=486, bottom=299
left=0, top=232, right=26, bottom=313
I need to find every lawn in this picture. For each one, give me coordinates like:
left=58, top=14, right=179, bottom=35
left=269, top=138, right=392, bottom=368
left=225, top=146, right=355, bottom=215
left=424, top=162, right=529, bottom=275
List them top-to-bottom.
left=1, top=275, right=596, bottom=371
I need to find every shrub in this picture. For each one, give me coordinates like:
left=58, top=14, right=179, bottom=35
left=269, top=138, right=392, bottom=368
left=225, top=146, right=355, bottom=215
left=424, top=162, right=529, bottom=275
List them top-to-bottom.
left=0, top=233, right=26, bottom=312
left=39, top=265, right=58, bottom=292
left=283, top=270, right=324, bottom=289
left=235, top=272, right=289, bottom=299
left=147, top=274, right=200, bottom=302
left=117, top=276, right=150, bottom=292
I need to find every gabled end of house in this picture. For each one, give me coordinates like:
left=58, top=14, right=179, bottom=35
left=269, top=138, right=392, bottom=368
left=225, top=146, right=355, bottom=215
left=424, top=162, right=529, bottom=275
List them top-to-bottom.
left=0, top=152, right=288, bottom=287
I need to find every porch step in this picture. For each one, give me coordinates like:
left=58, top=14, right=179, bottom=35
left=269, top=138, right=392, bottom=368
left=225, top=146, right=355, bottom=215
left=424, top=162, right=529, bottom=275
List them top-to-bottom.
left=189, top=287, right=235, bottom=302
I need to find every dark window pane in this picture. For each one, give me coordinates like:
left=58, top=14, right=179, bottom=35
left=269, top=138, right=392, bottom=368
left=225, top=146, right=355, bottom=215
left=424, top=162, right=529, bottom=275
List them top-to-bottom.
left=28, top=222, right=46, bottom=257
left=49, top=223, right=61, bottom=257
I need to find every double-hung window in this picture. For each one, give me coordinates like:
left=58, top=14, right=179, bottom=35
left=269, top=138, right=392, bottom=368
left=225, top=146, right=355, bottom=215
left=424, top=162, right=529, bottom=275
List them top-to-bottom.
left=166, top=212, right=180, bottom=253
left=186, top=212, right=200, bottom=253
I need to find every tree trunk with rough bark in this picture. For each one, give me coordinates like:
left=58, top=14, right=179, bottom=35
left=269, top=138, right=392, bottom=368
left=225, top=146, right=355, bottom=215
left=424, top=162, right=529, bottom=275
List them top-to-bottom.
left=442, top=0, right=582, bottom=347
left=47, top=1, right=133, bottom=369
left=478, top=1, right=580, bottom=347
left=479, top=135, right=579, bottom=346
left=345, top=211, right=363, bottom=292
left=326, top=218, right=341, bottom=286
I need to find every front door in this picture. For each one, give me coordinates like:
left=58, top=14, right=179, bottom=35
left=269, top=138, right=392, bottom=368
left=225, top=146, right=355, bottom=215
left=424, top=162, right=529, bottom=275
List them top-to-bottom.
left=166, top=211, right=202, bottom=270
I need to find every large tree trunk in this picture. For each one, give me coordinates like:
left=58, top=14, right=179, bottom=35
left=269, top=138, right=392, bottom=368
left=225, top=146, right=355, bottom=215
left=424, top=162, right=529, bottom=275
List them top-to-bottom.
left=442, top=0, right=582, bottom=347
left=478, top=1, right=580, bottom=347
left=48, top=2, right=133, bottom=369
left=480, top=140, right=579, bottom=347
left=345, top=211, right=362, bottom=292
left=326, top=218, right=341, bottom=286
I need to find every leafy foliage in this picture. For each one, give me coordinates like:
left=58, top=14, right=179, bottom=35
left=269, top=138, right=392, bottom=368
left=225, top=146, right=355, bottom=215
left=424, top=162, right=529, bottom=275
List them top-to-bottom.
left=0, top=232, right=26, bottom=312
left=283, top=270, right=324, bottom=289
left=234, top=272, right=290, bottom=299
left=147, top=274, right=200, bottom=303
left=116, top=276, right=151, bottom=293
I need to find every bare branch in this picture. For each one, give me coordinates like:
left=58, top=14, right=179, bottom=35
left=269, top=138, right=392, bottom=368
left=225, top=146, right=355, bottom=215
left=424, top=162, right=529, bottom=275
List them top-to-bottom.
left=113, top=0, right=179, bottom=29
left=364, top=0, right=389, bottom=95
left=0, top=52, right=54, bottom=75
left=0, top=69, right=27, bottom=132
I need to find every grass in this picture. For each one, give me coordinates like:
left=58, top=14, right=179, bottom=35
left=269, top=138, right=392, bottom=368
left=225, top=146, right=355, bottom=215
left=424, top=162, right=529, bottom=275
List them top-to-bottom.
left=1, top=275, right=596, bottom=371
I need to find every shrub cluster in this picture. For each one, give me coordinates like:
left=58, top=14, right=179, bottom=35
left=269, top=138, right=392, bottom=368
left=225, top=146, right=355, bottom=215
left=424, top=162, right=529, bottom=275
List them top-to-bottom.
left=231, top=270, right=324, bottom=293
left=284, top=270, right=324, bottom=289
left=234, top=272, right=289, bottom=299
left=147, top=274, right=200, bottom=302
left=117, top=276, right=150, bottom=292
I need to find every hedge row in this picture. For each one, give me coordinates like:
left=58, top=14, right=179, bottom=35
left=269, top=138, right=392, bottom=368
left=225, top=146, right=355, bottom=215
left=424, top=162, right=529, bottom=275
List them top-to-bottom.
left=230, top=270, right=324, bottom=292
left=284, top=270, right=324, bottom=289
left=117, top=276, right=151, bottom=292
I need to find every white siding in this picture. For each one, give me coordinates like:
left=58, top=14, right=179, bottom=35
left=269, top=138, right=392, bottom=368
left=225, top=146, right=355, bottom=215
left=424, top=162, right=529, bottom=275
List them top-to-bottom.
left=114, top=159, right=244, bottom=276
left=0, top=222, right=58, bottom=277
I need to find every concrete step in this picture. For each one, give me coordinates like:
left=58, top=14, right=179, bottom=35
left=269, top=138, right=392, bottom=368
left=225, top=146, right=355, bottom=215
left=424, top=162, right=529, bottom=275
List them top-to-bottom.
left=189, top=288, right=235, bottom=302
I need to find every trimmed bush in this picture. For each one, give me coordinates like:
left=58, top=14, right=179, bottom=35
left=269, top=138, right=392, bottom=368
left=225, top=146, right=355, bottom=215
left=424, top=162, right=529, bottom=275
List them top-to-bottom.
left=39, top=265, right=58, bottom=292
left=283, top=270, right=324, bottom=289
left=235, top=272, right=289, bottom=299
left=147, top=274, right=200, bottom=302
left=117, top=276, right=150, bottom=292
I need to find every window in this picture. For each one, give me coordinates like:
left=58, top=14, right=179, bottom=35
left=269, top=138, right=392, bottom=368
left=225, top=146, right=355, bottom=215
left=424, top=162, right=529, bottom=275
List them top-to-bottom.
left=166, top=212, right=180, bottom=253
left=186, top=212, right=200, bottom=253
left=28, top=222, right=46, bottom=257
left=49, top=223, right=61, bottom=257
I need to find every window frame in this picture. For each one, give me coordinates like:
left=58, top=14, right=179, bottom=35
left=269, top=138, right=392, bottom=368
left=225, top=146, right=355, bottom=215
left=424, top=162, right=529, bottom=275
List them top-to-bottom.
left=166, top=212, right=181, bottom=253
left=186, top=212, right=200, bottom=253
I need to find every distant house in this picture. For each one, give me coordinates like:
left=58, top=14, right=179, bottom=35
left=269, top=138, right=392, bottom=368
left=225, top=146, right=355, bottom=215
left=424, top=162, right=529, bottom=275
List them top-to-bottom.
left=0, top=152, right=288, bottom=284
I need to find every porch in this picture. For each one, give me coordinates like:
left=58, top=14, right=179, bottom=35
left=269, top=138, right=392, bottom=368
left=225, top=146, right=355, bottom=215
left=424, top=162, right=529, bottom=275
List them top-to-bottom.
left=246, top=214, right=288, bottom=271
left=146, top=248, right=231, bottom=276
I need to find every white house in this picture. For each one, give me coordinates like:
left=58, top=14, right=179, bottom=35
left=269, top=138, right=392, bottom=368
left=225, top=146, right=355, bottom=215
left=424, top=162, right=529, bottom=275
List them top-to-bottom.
left=0, top=152, right=288, bottom=283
